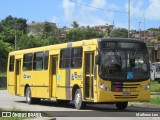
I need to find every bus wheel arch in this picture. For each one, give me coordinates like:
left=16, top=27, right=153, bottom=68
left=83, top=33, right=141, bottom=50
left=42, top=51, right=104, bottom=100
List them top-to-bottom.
left=24, top=84, right=29, bottom=96
left=72, top=84, right=86, bottom=109
left=72, top=84, right=80, bottom=101
left=25, top=85, right=40, bottom=104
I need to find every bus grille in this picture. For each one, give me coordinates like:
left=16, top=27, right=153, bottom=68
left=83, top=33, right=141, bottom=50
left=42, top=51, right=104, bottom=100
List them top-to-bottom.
left=111, top=82, right=140, bottom=92
left=114, top=94, right=138, bottom=99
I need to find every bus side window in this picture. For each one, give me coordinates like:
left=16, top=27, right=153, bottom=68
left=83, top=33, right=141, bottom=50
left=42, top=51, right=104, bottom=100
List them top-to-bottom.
left=71, top=47, right=82, bottom=68
left=60, top=48, right=71, bottom=68
left=44, top=51, right=49, bottom=70
left=33, top=52, right=44, bottom=70
left=23, top=53, right=33, bottom=71
left=9, top=56, right=15, bottom=72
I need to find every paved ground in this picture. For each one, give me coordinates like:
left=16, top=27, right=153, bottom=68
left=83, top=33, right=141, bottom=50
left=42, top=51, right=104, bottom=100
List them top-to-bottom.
left=0, top=90, right=160, bottom=120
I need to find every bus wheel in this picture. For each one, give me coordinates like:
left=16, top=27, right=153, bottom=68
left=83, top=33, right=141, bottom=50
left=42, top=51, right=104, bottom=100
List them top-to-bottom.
left=26, top=87, right=40, bottom=104
left=74, top=89, right=86, bottom=110
left=116, top=102, right=128, bottom=110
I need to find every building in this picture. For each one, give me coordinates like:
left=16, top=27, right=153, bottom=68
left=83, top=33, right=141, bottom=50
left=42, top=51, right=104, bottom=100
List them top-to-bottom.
left=93, top=24, right=114, bottom=33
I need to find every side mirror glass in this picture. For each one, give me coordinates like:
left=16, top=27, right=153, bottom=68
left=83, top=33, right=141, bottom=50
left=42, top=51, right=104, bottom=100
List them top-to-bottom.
left=95, top=55, right=100, bottom=65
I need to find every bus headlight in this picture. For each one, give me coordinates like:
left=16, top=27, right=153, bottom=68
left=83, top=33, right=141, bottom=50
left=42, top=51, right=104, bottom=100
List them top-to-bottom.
left=99, top=82, right=110, bottom=91
left=144, top=83, right=150, bottom=90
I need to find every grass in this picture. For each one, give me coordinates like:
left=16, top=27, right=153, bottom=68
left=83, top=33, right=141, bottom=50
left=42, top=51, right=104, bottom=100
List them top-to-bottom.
left=0, top=72, right=6, bottom=77
left=150, top=81, right=160, bottom=92
left=149, top=97, right=160, bottom=104
left=0, top=107, right=24, bottom=120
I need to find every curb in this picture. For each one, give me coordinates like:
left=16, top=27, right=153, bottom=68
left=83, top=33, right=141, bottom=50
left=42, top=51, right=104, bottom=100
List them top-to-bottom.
left=150, top=92, right=160, bottom=95
left=129, top=102, right=160, bottom=108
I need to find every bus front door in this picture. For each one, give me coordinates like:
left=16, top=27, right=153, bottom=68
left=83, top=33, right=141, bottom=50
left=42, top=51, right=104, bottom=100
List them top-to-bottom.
left=84, top=52, right=94, bottom=100
left=51, top=55, right=58, bottom=97
left=15, top=59, right=21, bottom=95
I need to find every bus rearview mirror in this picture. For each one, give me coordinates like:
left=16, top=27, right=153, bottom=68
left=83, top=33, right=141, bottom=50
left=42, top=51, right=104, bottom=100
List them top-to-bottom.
left=95, top=55, right=100, bottom=65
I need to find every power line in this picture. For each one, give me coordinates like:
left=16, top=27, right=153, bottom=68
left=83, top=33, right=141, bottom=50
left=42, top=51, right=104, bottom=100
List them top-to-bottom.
left=69, top=0, right=127, bottom=14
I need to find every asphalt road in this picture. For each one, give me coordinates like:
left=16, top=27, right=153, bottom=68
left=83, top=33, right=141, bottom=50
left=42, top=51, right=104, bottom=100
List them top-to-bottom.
left=0, top=90, right=160, bottom=120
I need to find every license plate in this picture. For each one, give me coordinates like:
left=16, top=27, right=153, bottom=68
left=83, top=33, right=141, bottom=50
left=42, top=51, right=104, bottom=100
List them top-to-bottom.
left=122, top=92, right=131, bottom=96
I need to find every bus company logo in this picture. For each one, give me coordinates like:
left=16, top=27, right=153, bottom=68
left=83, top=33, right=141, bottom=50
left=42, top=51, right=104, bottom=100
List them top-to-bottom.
left=72, top=72, right=82, bottom=80
left=23, top=74, right=31, bottom=79
left=2, top=112, right=11, bottom=117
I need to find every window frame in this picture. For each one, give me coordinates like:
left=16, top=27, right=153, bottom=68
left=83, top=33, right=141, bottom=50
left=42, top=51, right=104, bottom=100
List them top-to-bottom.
left=59, top=47, right=83, bottom=69
left=33, top=51, right=44, bottom=71
left=44, top=51, right=49, bottom=70
left=23, top=53, right=33, bottom=71
left=9, top=55, right=15, bottom=72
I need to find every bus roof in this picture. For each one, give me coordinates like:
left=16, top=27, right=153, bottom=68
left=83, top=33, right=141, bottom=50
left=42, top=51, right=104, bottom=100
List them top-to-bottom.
left=9, top=38, right=145, bottom=56
left=9, top=38, right=97, bottom=55
left=99, top=38, right=145, bottom=43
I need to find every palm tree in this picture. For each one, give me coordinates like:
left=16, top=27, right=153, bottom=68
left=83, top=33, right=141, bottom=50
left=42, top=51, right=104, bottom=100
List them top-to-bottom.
left=71, top=21, right=79, bottom=28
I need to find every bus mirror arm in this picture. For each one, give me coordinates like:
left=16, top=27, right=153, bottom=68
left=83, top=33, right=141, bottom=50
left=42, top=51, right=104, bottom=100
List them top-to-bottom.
left=93, top=65, right=97, bottom=80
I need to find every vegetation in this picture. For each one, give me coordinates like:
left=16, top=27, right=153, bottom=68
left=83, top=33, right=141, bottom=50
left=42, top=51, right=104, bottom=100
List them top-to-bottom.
left=2, top=15, right=158, bottom=74
left=71, top=21, right=79, bottom=28
left=66, top=27, right=105, bottom=42
left=109, top=28, right=128, bottom=38
left=0, top=72, right=6, bottom=77
left=150, top=81, right=160, bottom=92
left=149, top=97, right=160, bottom=104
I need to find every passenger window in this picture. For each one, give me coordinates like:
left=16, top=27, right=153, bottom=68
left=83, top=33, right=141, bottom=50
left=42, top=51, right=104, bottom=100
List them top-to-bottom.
left=71, top=47, right=82, bottom=68
left=60, top=48, right=71, bottom=68
left=33, top=52, right=44, bottom=70
left=23, top=53, right=33, bottom=71
left=9, top=56, right=15, bottom=72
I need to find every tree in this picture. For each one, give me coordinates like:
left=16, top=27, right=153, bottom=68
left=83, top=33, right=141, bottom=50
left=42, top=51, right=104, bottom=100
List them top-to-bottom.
left=1, top=15, right=27, bottom=33
left=28, top=21, right=58, bottom=39
left=71, top=21, right=79, bottom=28
left=42, top=22, right=58, bottom=39
left=66, top=28, right=105, bottom=42
left=109, top=28, right=128, bottom=38
left=156, top=33, right=160, bottom=41
left=17, top=35, right=44, bottom=50
left=44, top=36, right=60, bottom=45
left=0, top=40, right=13, bottom=72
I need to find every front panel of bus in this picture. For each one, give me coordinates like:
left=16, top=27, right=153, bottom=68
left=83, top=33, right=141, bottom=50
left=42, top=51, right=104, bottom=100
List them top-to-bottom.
left=96, top=39, right=150, bottom=102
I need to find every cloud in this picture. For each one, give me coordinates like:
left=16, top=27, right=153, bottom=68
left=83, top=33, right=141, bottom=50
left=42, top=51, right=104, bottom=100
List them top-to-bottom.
left=62, top=0, right=118, bottom=26
left=62, top=0, right=75, bottom=20
left=90, top=0, right=106, bottom=8
left=125, top=0, right=144, bottom=18
left=126, top=0, right=160, bottom=20
left=145, top=0, right=160, bottom=20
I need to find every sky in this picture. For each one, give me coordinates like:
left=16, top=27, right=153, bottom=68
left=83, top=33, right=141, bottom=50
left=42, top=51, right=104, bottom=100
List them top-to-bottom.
left=0, top=0, right=160, bottom=30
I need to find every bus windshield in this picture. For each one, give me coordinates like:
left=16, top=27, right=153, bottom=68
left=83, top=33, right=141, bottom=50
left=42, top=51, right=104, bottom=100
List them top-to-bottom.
left=98, top=41, right=150, bottom=81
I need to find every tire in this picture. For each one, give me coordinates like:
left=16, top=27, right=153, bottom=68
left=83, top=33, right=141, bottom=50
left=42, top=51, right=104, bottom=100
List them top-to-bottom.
left=26, top=87, right=40, bottom=104
left=74, top=89, right=86, bottom=110
left=57, top=100, right=70, bottom=104
left=116, top=102, right=128, bottom=110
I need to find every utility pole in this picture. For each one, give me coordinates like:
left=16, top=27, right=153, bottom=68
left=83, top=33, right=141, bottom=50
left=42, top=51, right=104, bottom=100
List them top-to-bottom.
left=128, top=0, right=130, bottom=38
left=143, top=13, right=145, bottom=39
left=14, top=26, right=17, bottom=50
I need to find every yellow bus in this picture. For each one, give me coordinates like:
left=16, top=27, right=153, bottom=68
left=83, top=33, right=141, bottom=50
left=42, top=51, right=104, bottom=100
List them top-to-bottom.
left=7, top=38, right=150, bottom=110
